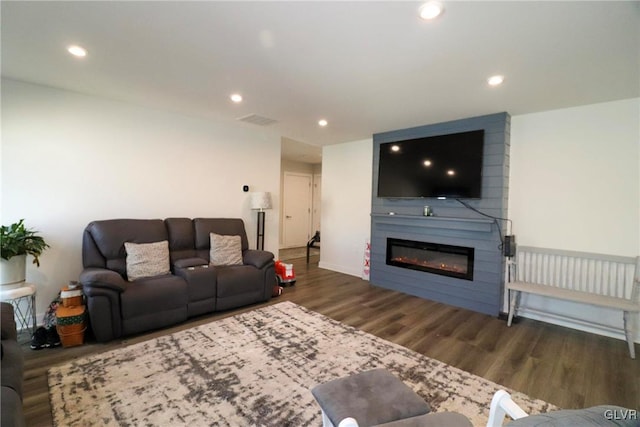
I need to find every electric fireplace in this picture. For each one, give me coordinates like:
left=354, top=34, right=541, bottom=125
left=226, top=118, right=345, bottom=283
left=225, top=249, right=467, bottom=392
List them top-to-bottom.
left=386, top=238, right=474, bottom=281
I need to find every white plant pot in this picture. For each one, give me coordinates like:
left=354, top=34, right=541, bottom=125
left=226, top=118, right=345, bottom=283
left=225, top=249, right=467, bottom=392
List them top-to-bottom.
left=1, top=255, right=27, bottom=290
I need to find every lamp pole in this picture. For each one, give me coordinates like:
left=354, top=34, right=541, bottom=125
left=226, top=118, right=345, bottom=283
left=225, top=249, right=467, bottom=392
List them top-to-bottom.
left=250, top=192, right=272, bottom=251
left=256, top=209, right=266, bottom=251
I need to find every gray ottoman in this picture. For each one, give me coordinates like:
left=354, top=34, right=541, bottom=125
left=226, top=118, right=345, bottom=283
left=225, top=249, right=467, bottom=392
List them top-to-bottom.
left=311, top=368, right=431, bottom=427
left=376, top=412, right=473, bottom=427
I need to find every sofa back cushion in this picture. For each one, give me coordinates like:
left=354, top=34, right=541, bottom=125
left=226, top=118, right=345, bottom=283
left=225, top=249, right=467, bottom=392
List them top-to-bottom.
left=165, top=217, right=198, bottom=264
left=193, top=218, right=249, bottom=260
left=82, top=219, right=169, bottom=277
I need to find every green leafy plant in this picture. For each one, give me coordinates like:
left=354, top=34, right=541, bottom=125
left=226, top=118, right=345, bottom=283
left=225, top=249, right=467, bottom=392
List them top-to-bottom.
left=1, top=219, right=49, bottom=267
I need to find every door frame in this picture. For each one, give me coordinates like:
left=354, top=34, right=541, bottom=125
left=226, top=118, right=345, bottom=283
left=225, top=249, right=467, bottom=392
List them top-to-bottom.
left=282, top=171, right=313, bottom=249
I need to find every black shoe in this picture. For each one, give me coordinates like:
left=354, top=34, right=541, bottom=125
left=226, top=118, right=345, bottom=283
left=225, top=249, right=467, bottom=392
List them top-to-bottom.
left=30, top=327, right=48, bottom=350
left=46, top=327, right=61, bottom=348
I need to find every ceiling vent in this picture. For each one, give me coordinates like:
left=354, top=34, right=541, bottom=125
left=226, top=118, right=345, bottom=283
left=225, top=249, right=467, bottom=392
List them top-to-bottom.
left=237, top=114, right=278, bottom=126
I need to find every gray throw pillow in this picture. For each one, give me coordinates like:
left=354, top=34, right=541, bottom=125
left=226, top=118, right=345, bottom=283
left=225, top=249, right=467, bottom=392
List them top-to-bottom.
left=209, top=233, right=243, bottom=266
left=124, top=240, right=171, bottom=281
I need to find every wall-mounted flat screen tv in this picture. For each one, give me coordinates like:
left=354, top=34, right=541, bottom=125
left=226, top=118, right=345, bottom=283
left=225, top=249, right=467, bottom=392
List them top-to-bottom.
left=377, top=129, right=484, bottom=199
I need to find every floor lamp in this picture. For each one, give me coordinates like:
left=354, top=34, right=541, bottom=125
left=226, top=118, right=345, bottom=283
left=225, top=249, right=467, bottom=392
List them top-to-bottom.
left=250, top=192, right=272, bottom=251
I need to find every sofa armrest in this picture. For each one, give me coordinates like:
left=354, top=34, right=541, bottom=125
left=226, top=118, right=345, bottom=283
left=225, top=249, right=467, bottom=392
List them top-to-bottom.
left=243, top=250, right=274, bottom=270
left=174, top=257, right=209, bottom=269
left=79, top=268, right=127, bottom=342
left=80, top=268, right=128, bottom=293
left=1, top=303, right=17, bottom=341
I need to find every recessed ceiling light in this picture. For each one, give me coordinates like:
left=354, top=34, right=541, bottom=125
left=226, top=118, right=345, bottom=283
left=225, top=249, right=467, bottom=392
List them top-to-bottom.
left=419, top=1, right=443, bottom=20
left=67, top=45, right=87, bottom=57
left=488, top=75, right=505, bottom=86
left=230, top=94, right=243, bottom=103
left=318, top=119, right=328, bottom=127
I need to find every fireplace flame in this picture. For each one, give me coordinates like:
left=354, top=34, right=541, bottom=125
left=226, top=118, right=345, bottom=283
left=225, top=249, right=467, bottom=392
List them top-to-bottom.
left=391, top=256, right=467, bottom=274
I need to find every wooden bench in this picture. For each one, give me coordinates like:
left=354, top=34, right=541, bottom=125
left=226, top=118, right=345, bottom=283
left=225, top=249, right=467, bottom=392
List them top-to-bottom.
left=506, top=246, right=640, bottom=359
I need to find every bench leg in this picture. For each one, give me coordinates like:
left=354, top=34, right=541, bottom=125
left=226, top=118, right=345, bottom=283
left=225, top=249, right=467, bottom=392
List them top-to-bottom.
left=507, top=290, right=519, bottom=327
left=623, top=311, right=636, bottom=359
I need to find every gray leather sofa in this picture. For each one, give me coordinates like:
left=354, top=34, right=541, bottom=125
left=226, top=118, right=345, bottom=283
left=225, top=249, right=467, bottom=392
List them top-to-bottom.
left=80, top=218, right=275, bottom=342
left=1, top=302, right=25, bottom=427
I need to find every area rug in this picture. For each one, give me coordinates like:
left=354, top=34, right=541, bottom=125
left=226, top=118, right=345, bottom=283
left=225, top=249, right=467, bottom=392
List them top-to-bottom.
left=48, top=302, right=554, bottom=426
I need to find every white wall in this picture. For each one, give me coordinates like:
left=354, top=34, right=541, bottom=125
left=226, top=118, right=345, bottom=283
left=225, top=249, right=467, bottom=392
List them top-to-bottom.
left=1, top=79, right=281, bottom=319
left=509, top=98, right=640, bottom=341
left=510, top=98, right=639, bottom=255
left=319, top=99, right=639, bottom=342
left=320, top=138, right=372, bottom=277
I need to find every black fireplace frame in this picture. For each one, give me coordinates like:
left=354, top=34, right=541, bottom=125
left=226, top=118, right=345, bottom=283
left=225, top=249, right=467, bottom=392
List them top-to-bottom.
left=386, top=238, right=475, bottom=281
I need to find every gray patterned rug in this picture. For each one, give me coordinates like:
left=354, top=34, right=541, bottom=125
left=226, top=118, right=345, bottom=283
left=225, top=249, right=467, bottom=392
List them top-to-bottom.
left=48, top=302, right=554, bottom=426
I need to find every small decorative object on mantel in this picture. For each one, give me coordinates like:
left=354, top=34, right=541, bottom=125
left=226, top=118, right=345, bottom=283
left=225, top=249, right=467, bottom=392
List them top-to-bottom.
left=0, top=219, right=49, bottom=289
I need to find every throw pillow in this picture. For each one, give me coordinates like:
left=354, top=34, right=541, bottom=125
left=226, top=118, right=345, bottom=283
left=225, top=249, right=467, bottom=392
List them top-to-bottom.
left=209, top=233, right=243, bottom=266
left=124, top=240, right=171, bottom=281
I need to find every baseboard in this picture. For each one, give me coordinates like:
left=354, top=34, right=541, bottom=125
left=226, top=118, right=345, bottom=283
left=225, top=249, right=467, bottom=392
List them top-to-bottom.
left=318, top=261, right=364, bottom=279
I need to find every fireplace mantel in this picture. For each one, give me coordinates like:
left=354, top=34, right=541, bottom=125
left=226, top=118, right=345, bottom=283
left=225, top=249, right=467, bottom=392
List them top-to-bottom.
left=371, top=213, right=493, bottom=233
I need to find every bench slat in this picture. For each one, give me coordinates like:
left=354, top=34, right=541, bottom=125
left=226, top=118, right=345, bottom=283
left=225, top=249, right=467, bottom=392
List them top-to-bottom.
left=507, top=281, right=640, bottom=312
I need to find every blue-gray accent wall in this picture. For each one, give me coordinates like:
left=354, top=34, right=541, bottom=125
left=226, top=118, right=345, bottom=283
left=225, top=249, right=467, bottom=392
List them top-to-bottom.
left=370, top=112, right=511, bottom=316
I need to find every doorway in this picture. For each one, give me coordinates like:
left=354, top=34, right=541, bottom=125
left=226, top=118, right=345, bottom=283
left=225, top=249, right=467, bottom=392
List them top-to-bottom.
left=280, top=137, right=322, bottom=254
left=282, top=172, right=312, bottom=248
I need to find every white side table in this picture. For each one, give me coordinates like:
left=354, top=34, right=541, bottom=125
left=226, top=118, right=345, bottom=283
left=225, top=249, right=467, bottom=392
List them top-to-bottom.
left=0, top=283, right=37, bottom=334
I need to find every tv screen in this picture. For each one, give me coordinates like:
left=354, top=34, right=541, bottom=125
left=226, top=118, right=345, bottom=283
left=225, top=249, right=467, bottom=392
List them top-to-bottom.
left=377, top=129, right=484, bottom=199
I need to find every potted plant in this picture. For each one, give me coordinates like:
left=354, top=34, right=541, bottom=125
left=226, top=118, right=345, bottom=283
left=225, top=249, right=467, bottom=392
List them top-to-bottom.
left=1, top=219, right=49, bottom=288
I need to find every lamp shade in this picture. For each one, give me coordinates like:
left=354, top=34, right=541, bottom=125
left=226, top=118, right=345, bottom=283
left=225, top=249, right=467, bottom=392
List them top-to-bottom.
left=250, top=192, right=272, bottom=210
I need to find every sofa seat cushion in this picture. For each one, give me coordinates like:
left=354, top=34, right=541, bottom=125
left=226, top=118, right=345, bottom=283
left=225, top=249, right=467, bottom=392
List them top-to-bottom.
left=216, top=265, right=264, bottom=297
left=120, top=275, right=188, bottom=320
left=0, top=339, right=23, bottom=396
left=506, top=406, right=638, bottom=426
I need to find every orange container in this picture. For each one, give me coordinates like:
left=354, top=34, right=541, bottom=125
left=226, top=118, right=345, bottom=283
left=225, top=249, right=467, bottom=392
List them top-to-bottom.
left=61, top=286, right=84, bottom=307
left=56, top=305, right=87, bottom=347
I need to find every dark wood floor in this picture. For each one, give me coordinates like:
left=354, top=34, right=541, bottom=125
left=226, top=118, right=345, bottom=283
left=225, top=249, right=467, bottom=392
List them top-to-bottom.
left=21, top=255, right=639, bottom=426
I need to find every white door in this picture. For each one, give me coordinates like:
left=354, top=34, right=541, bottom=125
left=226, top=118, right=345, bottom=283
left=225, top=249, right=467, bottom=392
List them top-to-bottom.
left=283, top=172, right=312, bottom=248
left=312, top=173, right=322, bottom=234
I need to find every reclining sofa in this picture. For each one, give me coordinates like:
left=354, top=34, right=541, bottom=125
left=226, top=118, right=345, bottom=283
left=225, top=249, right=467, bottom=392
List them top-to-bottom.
left=80, top=218, right=275, bottom=342
left=1, top=303, right=25, bottom=427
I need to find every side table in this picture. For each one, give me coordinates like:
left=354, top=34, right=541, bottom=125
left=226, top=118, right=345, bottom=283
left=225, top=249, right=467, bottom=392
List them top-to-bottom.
left=0, top=283, right=37, bottom=335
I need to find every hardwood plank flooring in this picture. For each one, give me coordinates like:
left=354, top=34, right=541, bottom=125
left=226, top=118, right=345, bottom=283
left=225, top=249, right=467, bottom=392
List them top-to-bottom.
left=20, top=255, right=640, bottom=426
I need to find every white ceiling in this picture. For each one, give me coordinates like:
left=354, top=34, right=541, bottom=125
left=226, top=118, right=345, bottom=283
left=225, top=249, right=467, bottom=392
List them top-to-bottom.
left=2, top=1, right=639, bottom=160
